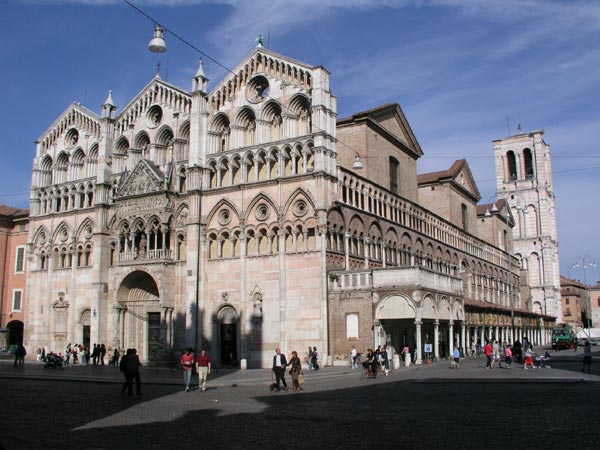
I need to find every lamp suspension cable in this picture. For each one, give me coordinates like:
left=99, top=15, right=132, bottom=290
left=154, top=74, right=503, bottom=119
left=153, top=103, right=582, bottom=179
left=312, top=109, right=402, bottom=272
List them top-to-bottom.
left=121, top=0, right=367, bottom=166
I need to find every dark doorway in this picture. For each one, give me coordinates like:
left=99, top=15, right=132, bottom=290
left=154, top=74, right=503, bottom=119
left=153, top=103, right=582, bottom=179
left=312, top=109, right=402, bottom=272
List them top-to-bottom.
left=147, top=312, right=161, bottom=363
left=6, top=321, right=24, bottom=346
left=220, top=323, right=237, bottom=366
left=83, top=325, right=90, bottom=348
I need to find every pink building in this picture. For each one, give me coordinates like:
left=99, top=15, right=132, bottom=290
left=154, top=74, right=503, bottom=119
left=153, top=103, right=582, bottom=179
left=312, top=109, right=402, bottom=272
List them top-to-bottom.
left=0, top=205, right=29, bottom=350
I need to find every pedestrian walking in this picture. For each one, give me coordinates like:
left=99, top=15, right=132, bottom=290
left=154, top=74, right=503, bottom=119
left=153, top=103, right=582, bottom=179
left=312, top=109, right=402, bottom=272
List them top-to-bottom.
left=581, top=339, right=592, bottom=373
left=484, top=340, right=492, bottom=369
left=491, top=340, right=500, bottom=368
left=513, top=340, right=522, bottom=363
left=13, top=343, right=26, bottom=367
left=92, top=344, right=99, bottom=365
left=99, top=344, right=107, bottom=365
left=401, top=344, right=411, bottom=367
left=504, top=344, right=513, bottom=369
left=380, top=345, right=390, bottom=375
left=451, top=345, right=460, bottom=368
left=307, top=346, right=314, bottom=370
left=311, top=346, right=319, bottom=370
left=350, top=346, right=358, bottom=369
left=111, top=348, right=120, bottom=366
left=124, top=348, right=142, bottom=396
left=181, top=348, right=195, bottom=392
left=272, top=348, right=288, bottom=391
left=364, top=348, right=377, bottom=378
left=523, top=348, right=535, bottom=370
left=119, top=349, right=130, bottom=394
left=196, top=349, right=211, bottom=392
left=287, top=350, right=303, bottom=392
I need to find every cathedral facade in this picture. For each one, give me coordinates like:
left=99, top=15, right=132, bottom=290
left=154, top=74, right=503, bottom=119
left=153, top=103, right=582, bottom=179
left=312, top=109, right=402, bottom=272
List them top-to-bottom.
left=25, top=46, right=555, bottom=368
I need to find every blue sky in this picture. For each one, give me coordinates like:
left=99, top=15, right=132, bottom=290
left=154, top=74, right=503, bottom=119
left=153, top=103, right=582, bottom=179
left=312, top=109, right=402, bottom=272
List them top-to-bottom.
left=1, top=0, right=599, bottom=280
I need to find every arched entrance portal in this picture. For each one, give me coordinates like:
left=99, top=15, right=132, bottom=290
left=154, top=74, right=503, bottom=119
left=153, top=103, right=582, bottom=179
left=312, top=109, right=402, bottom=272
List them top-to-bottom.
left=117, top=271, right=162, bottom=364
left=375, top=294, right=416, bottom=360
left=217, top=306, right=238, bottom=366
left=6, top=320, right=24, bottom=347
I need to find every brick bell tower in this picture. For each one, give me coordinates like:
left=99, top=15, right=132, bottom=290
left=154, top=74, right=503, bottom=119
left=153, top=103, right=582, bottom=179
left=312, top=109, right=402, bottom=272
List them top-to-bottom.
left=493, top=129, right=562, bottom=322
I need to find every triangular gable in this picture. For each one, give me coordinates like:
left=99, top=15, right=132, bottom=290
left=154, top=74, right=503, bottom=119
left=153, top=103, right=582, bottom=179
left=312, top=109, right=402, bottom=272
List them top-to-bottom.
left=208, top=47, right=316, bottom=110
left=114, top=76, right=191, bottom=131
left=37, top=102, right=102, bottom=149
left=337, top=103, right=423, bottom=158
left=370, top=104, right=422, bottom=157
left=117, top=159, right=165, bottom=198
left=418, top=160, right=481, bottom=202
left=449, top=160, right=481, bottom=202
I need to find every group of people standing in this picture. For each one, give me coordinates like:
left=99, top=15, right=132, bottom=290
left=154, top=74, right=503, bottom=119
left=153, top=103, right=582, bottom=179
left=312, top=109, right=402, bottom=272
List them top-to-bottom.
left=482, top=337, right=534, bottom=369
left=64, top=343, right=107, bottom=366
left=355, top=345, right=391, bottom=378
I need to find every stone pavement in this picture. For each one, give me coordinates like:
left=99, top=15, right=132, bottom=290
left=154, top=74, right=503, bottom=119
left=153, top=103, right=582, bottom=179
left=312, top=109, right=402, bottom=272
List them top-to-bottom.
left=1, top=344, right=597, bottom=388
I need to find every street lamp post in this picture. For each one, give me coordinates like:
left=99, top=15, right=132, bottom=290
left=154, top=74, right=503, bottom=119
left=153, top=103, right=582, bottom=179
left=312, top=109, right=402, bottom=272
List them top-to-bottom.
left=484, top=198, right=515, bottom=343
left=572, top=256, right=597, bottom=329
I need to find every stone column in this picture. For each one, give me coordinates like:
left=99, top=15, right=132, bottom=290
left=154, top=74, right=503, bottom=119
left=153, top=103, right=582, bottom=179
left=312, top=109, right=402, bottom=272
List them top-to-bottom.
left=238, top=229, right=247, bottom=365
left=278, top=229, right=287, bottom=351
left=344, top=232, right=350, bottom=270
left=217, top=239, right=223, bottom=258
left=119, top=308, right=125, bottom=352
left=169, top=308, right=174, bottom=348
left=415, top=320, right=423, bottom=365
left=433, top=320, right=440, bottom=361
left=449, top=321, right=454, bottom=357
left=466, top=326, right=471, bottom=351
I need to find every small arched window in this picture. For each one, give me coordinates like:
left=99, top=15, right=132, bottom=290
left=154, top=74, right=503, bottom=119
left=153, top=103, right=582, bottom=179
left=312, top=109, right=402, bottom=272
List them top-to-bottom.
left=523, top=148, right=534, bottom=179
left=506, top=151, right=517, bottom=180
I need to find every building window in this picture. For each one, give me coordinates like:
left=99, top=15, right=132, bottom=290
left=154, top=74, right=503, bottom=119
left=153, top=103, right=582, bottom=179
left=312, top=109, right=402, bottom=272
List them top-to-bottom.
left=523, top=148, right=534, bottom=179
left=506, top=151, right=517, bottom=180
left=389, top=156, right=399, bottom=194
left=461, top=204, right=468, bottom=232
left=15, top=246, right=25, bottom=273
left=12, top=290, right=22, bottom=311
left=565, top=298, right=570, bottom=305
left=346, top=313, right=359, bottom=339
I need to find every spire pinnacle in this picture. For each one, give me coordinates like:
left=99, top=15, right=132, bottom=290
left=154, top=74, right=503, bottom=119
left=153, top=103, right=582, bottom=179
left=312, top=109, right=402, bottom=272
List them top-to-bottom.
left=195, top=59, right=206, bottom=78
left=103, top=89, right=115, bottom=107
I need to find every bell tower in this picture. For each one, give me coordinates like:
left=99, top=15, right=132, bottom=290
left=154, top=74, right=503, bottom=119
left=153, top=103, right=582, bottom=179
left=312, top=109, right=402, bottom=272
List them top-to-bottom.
left=493, top=130, right=562, bottom=322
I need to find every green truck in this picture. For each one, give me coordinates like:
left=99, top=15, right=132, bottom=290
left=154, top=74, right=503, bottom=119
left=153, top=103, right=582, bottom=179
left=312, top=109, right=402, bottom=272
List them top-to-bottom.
left=551, top=325, right=574, bottom=350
